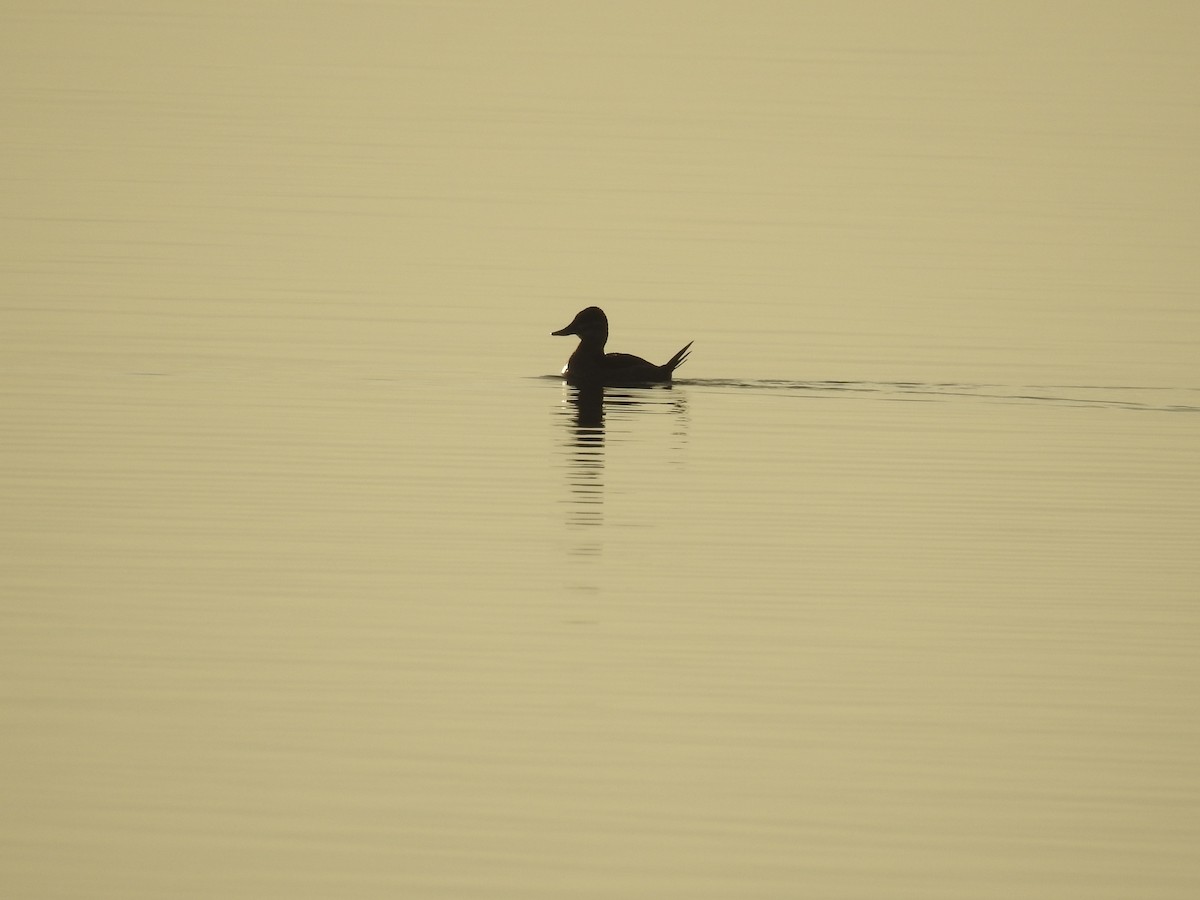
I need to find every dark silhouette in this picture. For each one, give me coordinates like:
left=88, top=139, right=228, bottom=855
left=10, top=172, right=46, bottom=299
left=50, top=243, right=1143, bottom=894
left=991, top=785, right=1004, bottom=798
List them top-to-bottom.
left=551, top=306, right=692, bottom=387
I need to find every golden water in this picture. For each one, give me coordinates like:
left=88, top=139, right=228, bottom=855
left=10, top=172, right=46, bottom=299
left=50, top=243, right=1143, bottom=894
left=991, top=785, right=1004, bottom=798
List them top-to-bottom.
left=4, top=3, right=1198, bottom=897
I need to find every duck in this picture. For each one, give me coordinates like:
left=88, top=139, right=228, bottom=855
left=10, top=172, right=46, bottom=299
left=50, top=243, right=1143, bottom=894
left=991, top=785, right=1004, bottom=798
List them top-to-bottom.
left=551, top=306, right=692, bottom=387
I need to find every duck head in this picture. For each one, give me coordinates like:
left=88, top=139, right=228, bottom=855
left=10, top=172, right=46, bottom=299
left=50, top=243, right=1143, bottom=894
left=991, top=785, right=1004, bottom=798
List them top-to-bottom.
left=551, top=306, right=609, bottom=342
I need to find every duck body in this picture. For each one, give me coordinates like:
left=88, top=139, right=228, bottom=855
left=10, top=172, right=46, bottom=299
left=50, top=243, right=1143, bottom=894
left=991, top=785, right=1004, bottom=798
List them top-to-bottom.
left=551, top=306, right=692, bottom=387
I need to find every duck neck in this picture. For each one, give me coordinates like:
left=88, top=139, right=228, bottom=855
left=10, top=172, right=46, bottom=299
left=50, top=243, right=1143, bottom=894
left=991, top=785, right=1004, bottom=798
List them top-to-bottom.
left=574, top=329, right=608, bottom=359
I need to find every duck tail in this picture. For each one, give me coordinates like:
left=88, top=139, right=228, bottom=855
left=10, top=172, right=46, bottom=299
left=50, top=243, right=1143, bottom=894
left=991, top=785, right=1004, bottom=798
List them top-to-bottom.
left=664, top=341, right=693, bottom=375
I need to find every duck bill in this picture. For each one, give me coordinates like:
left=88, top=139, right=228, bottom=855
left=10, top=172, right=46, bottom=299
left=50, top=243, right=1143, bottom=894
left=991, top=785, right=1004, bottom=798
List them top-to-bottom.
left=551, top=324, right=576, bottom=336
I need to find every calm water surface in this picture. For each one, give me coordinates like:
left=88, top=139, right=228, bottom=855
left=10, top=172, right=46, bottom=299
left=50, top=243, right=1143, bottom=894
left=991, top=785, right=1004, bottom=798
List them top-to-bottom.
left=4, top=3, right=1199, bottom=898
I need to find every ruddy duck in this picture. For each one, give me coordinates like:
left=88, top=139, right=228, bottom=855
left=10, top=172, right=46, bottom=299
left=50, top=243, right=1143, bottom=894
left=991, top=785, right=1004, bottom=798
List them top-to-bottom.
left=551, top=306, right=692, bottom=387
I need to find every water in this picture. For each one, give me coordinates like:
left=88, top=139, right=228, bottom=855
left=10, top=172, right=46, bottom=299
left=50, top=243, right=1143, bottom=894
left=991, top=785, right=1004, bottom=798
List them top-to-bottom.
left=4, top=3, right=1199, bottom=898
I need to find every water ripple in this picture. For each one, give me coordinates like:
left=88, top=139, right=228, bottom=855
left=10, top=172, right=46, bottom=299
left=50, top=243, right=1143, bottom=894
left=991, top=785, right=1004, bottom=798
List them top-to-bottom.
left=675, top=379, right=1200, bottom=413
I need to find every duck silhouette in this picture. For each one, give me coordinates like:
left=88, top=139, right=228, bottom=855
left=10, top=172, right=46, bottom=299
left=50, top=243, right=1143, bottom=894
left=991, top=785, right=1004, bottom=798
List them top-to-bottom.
left=551, top=307, right=692, bottom=387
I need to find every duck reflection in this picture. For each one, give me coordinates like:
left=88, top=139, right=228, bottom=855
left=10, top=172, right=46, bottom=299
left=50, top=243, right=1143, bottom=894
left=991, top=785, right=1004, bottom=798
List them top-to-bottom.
left=556, top=383, right=689, bottom=530
left=561, top=385, right=606, bottom=528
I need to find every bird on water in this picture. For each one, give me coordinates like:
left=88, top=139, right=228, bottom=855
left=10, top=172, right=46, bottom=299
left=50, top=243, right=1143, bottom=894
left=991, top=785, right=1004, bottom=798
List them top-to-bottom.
left=551, top=306, right=692, bottom=387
